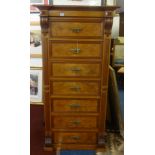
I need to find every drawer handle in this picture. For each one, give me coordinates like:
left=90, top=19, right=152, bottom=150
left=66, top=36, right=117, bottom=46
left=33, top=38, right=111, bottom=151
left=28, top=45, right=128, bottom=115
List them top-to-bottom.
left=71, top=28, right=82, bottom=33
left=70, top=48, right=81, bottom=54
left=70, top=67, right=81, bottom=72
left=70, top=86, right=81, bottom=92
left=69, top=103, right=80, bottom=108
left=70, top=120, right=81, bottom=125
left=70, top=136, right=80, bottom=140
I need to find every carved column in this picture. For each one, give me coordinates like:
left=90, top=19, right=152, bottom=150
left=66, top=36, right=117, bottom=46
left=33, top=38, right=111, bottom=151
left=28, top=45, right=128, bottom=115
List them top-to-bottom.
left=40, top=12, right=52, bottom=147
left=98, top=16, right=113, bottom=146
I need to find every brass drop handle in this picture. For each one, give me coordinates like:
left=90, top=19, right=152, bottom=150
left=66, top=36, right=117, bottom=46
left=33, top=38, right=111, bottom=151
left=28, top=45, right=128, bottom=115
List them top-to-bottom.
left=71, top=28, right=82, bottom=33
left=70, top=48, right=81, bottom=54
left=70, top=67, right=81, bottom=72
left=70, top=86, right=81, bottom=91
left=69, top=103, right=81, bottom=108
left=70, top=120, right=81, bottom=125
left=70, top=136, right=80, bottom=140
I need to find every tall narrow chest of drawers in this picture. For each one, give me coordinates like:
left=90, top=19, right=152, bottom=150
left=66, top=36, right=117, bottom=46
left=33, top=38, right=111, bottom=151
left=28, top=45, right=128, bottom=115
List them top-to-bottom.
left=35, top=5, right=118, bottom=151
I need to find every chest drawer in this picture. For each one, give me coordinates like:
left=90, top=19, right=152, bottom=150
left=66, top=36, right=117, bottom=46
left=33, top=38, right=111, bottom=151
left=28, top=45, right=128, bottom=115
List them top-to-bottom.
left=50, top=22, right=103, bottom=37
left=49, top=41, right=102, bottom=58
left=51, top=63, right=100, bottom=77
left=52, top=81, right=100, bottom=95
left=52, top=99, right=98, bottom=112
left=53, top=116, right=97, bottom=129
left=54, top=132, right=96, bottom=144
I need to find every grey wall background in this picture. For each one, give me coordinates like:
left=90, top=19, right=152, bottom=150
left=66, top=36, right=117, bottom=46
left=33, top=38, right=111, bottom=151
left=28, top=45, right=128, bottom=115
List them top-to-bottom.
left=116, top=0, right=124, bottom=12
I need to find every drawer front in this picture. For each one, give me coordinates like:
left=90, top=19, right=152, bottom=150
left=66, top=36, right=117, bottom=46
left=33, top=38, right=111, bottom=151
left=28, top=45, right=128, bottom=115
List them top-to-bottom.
left=50, top=22, right=103, bottom=37
left=49, top=42, right=101, bottom=58
left=51, top=63, right=100, bottom=77
left=52, top=81, right=100, bottom=95
left=52, top=99, right=98, bottom=112
left=53, top=116, right=97, bottom=129
left=54, top=132, right=96, bottom=144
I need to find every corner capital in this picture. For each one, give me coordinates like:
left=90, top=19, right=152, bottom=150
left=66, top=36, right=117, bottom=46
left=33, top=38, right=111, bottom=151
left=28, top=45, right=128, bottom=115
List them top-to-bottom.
left=40, top=16, right=49, bottom=33
left=104, top=17, right=113, bottom=37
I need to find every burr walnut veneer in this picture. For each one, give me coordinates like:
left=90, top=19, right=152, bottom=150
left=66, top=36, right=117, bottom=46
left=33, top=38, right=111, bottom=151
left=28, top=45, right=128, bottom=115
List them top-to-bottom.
left=34, top=5, right=118, bottom=151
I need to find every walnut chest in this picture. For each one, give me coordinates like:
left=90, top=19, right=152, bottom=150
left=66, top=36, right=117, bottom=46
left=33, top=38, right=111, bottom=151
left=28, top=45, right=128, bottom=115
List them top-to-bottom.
left=34, top=5, right=118, bottom=151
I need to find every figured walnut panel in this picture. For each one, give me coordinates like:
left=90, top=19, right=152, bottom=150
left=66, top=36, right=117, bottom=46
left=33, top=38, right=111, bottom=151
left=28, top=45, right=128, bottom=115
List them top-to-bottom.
left=49, top=10, right=106, bottom=17
left=50, top=22, right=103, bottom=37
left=49, top=41, right=102, bottom=58
left=51, top=63, right=100, bottom=77
left=52, top=81, right=100, bottom=95
left=52, top=99, right=98, bottom=112
left=53, top=116, right=97, bottom=129
left=54, top=132, right=96, bottom=144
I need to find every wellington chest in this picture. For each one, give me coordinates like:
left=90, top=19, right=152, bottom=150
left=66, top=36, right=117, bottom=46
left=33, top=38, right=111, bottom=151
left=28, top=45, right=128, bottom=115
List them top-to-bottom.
left=34, top=5, right=118, bottom=151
